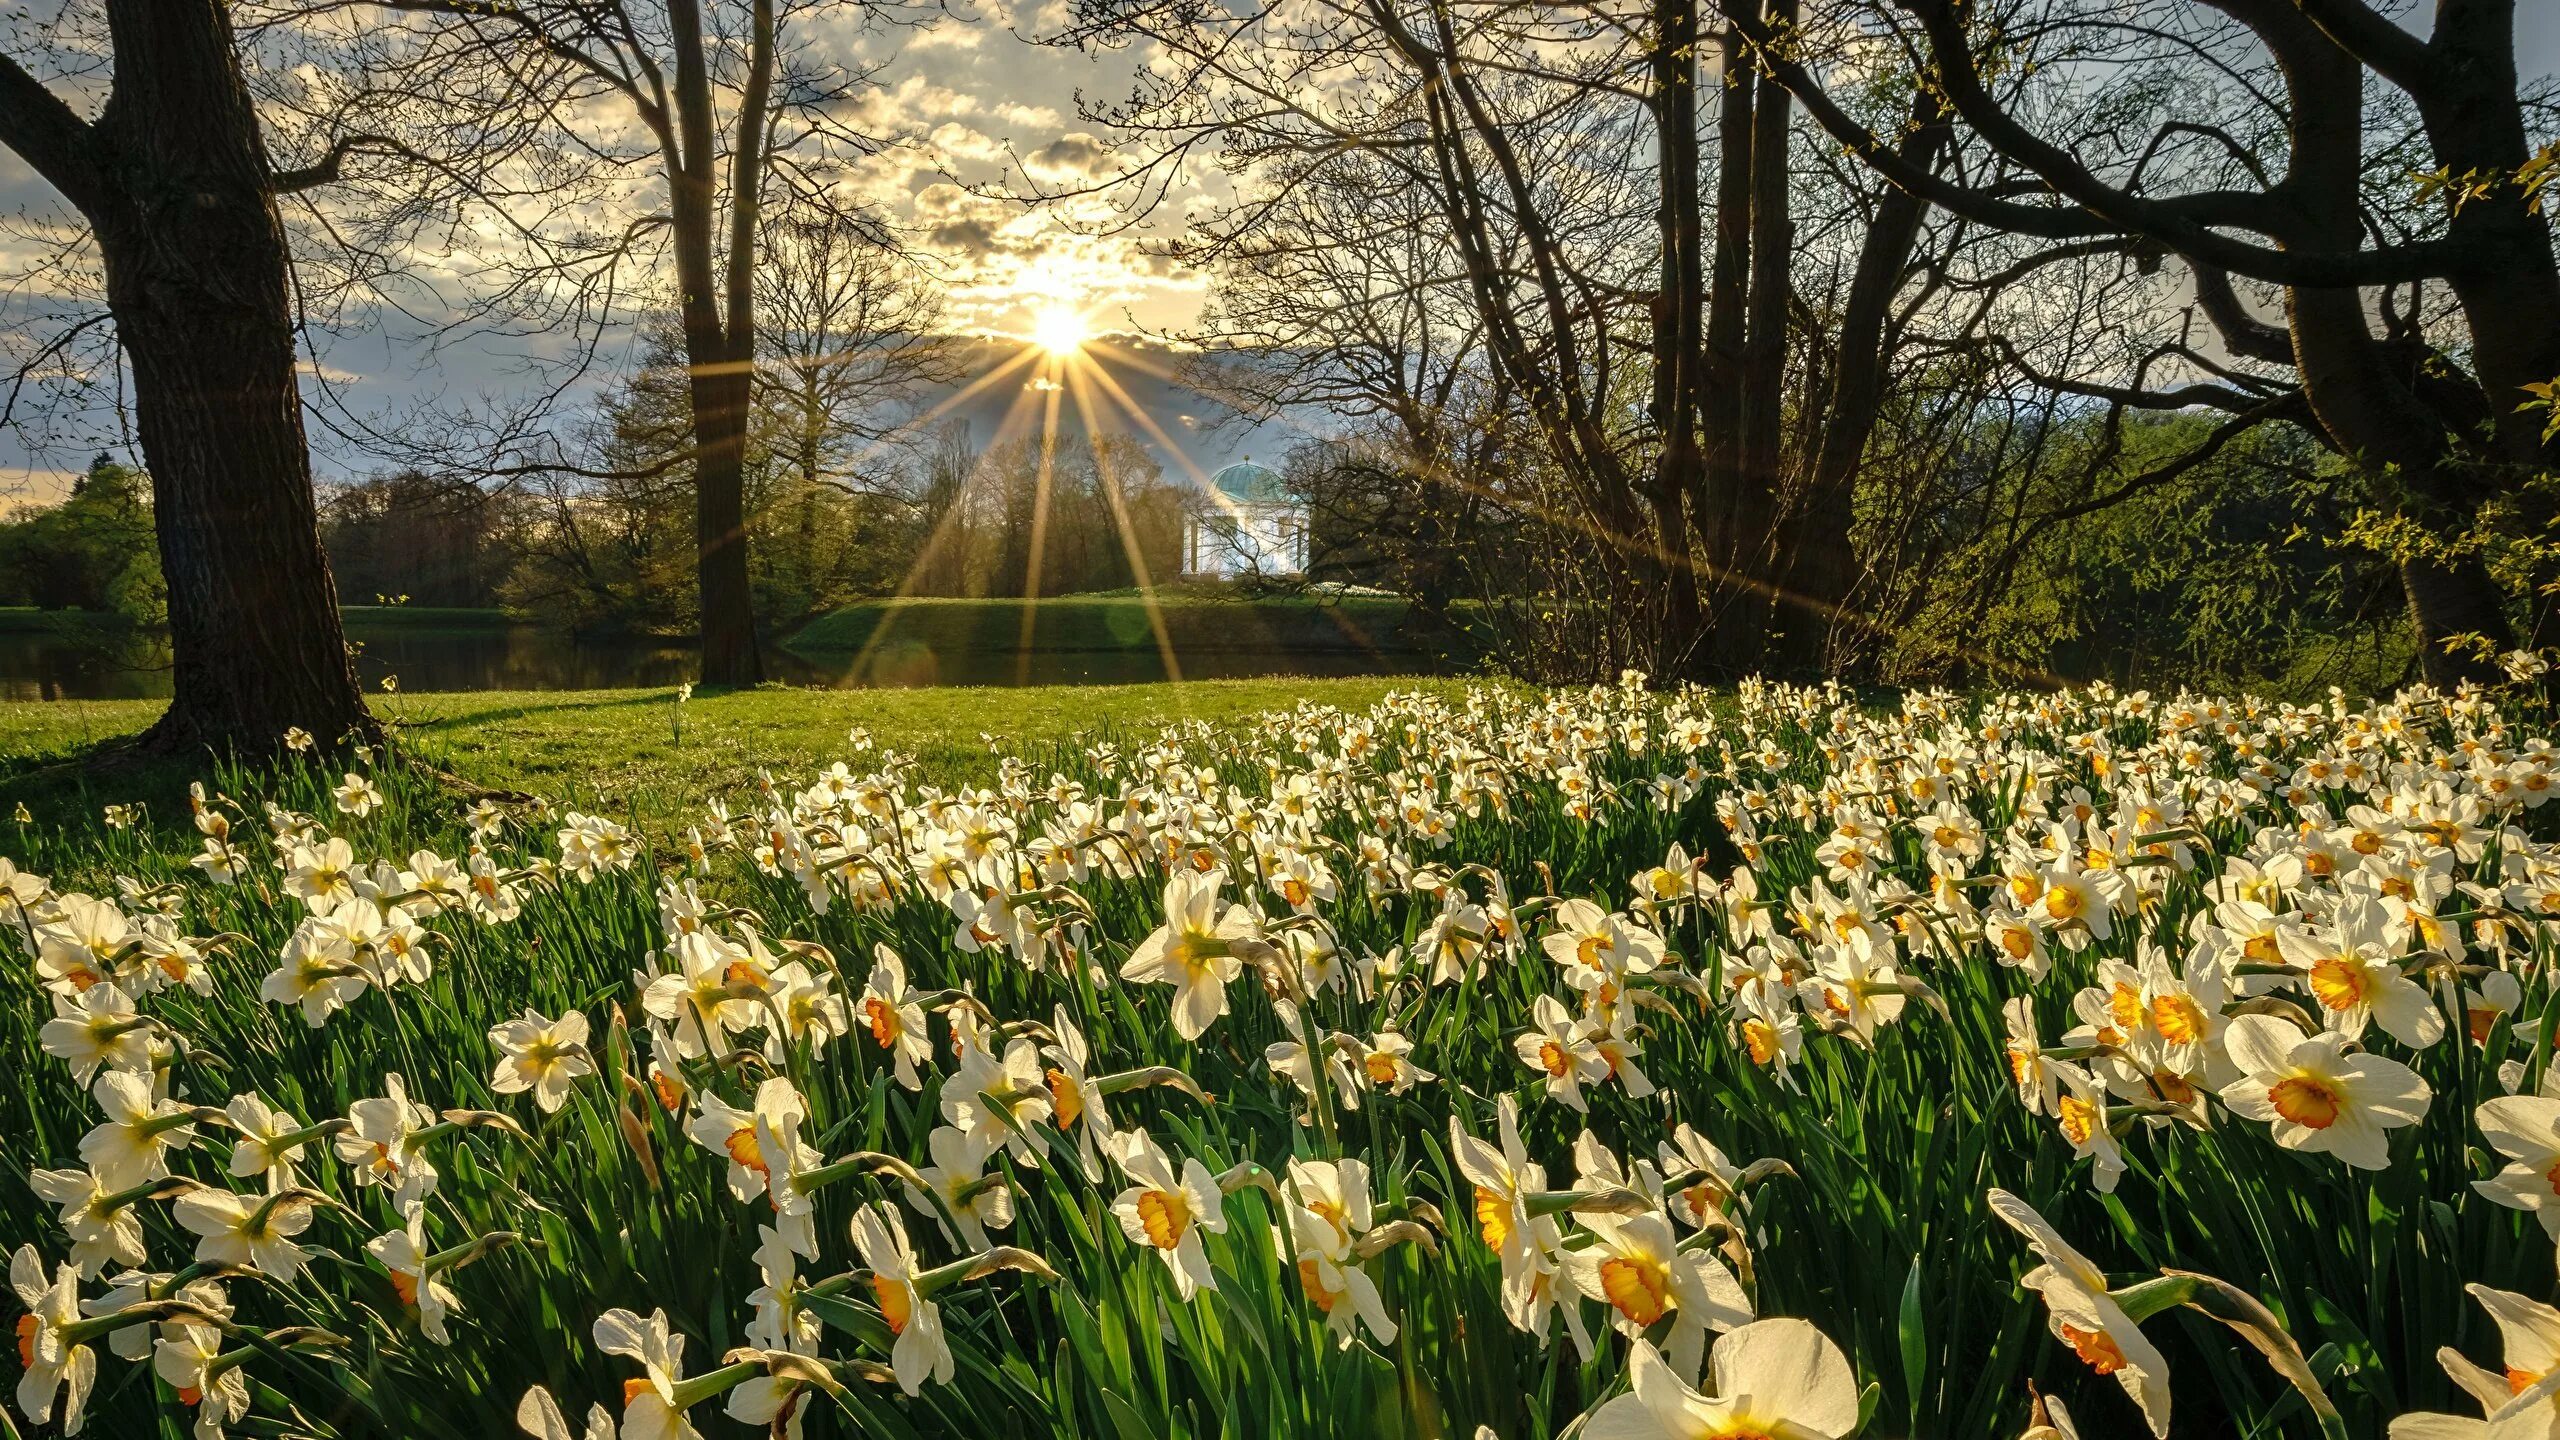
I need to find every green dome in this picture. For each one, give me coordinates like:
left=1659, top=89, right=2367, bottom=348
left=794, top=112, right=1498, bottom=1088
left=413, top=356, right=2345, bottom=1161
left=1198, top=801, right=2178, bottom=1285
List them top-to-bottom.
left=1209, top=460, right=1287, bottom=503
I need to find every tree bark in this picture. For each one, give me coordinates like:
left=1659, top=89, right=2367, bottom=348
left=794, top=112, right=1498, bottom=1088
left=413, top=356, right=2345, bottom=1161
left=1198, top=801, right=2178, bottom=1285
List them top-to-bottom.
left=666, top=0, right=768, bottom=687
left=1648, top=0, right=1708, bottom=676
left=1723, top=0, right=1793, bottom=672
left=79, top=1, right=375, bottom=755
left=1700, top=20, right=1755, bottom=641
left=1775, top=100, right=1949, bottom=672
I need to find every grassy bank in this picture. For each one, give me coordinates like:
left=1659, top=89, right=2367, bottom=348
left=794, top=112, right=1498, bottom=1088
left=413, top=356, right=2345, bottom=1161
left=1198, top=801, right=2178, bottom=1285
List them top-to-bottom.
left=783, top=592, right=1436, bottom=660
left=0, top=676, right=1466, bottom=827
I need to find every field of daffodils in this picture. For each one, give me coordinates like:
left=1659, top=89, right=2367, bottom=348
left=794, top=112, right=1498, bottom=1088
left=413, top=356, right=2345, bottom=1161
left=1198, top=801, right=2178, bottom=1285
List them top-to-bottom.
left=9, top=676, right=2560, bottom=1438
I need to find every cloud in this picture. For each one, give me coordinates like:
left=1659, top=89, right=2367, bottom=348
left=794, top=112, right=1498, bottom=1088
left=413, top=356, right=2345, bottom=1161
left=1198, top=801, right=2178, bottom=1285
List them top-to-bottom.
left=929, top=122, right=1006, bottom=165
left=1022, top=132, right=1121, bottom=184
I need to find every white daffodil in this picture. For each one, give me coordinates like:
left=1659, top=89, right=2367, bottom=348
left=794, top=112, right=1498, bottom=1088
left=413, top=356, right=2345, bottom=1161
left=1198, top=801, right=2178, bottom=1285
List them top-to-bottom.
left=1119, top=867, right=1255, bottom=1041
left=2277, top=898, right=2445, bottom=1048
left=856, top=944, right=934, bottom=1090
left=38, top=983, right=152, bottom=1085
left=1514, top=993, right=1607, bottom=1112
left=488, top=1008, right=595, bottom=1114
left=2219, top=1013, right=2432, bottom=1169
left=78, top=1068, right=198, bottom=1190
left=335, top=1073, right=440, bottom=1211
left=2473, top=1094, right=2560, bottom=1240
left=905, top=1124, right=1015, bottom=1250
left=1108, top=1127, right=1226, bottom=1299
left=28, top=1169, right=146, bottom=1277
left=172, top=1186, right=318, bottom=1283
left=1989, top=1189, right=2170, bottom=1437
left=1279, top=1200, right=1397, bottom=1349
left=852, top=1203, right=954, bottom=1395
left=366, top=1210, right=462, bottom=1343
left=1567, top=1210, right=1753, bottom=1381
left=11, top=1243, right=97, bottom=1434
left=593, top=1307, right=700, bottom=1440
left=153, top=1319, right=254, bottom=1438
left=1584, top=1324, right=1861, bottom=1440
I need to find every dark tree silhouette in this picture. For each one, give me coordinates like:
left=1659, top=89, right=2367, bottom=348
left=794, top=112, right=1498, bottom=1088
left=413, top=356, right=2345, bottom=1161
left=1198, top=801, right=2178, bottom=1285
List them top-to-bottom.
left=0, top=0, right=375, bottom=755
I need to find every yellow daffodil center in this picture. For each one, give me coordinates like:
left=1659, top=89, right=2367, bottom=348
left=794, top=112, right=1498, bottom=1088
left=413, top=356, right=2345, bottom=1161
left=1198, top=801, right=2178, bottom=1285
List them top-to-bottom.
left=1282, top=878, right=1311, bottom=908
left=2047, top=886, right=2088, bottom=923
left=1999, top=927, right=2035, bottom=962
left=2307, top=958, right=2368, bottom=1012
left=2106, top=983, right=2141, bottom=1034
left=2150, top=994, right=2208, bottom=1046
left=864, top=998, right=902, bottom=1047
left=1742, top=1019, right=1780, bottom=1065
left=1536, top=1040, right=1572, bottom=1078
left=1364, top=1052, right=1400, bottom=1086
left=1046, top=1069, right=1084, bottom=1130
left=2269, top=1075, right=2344, bottom=1129
left=2058, top=1093, right=2100, bottom=1147
left=725, top=1127, right=768, bottom=1176
left=1474, top=1186, right=1513, bottom=1251
left=1136, top=1189, right=1192, bottom=1248
left=1598, top=1255, right=1672, bottom=1326
left=1297, top=1259, right=1340, bottom=1312
left=390, top=1270, right=419, bottom=1305
left=872, top=1275, right=913, bottom=1335
left=16, top=1314, right=36, bottom=1368
left=2060, top=1323, right=2129, bottom=1375
left=2510, top=1367, right=2546, bottom=1396
left=624, top=1378, right=652, bottom=1407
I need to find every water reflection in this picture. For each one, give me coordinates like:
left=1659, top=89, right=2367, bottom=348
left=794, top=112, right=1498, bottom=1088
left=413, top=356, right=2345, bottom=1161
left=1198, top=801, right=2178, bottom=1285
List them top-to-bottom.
left=0, top=617, right=1430, bottom=700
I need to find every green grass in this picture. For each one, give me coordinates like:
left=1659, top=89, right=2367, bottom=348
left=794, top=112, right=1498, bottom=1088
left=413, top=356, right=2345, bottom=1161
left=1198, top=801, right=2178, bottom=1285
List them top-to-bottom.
left=783, top=593, right=1436, bottom=660
left=0, top=677, right=1469, bottom=826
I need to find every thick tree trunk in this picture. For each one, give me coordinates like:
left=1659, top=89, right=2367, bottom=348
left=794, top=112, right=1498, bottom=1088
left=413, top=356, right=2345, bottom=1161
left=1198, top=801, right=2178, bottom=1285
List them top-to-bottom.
left=93, top=0, right=375, bottom=755
left=1648, top=0, right=1708, bottom=677
left=1725, top=0, right=1793, bottom=673
left=1700, top=20, right=1754, bottom=649
left=1775, top=106, right=1947, bottom=676
left=691, top=361, right=763, bottom=686
left=2403, top=551, right=2513, bottom=688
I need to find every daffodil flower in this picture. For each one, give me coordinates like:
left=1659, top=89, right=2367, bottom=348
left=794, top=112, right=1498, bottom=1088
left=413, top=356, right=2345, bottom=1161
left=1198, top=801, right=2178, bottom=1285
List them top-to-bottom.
left=1119, top=867, right=1254, bottom=1041
left=488, top=1008, right=596, bottom=1114
left=2218, top=1012, right=2432, bottom=1169
left=1107, top=1128, right=1226, bottom=1299
left=1990, top=1189, right=2171, bottom=1437
left=851, top=1203, right=954, bottom=1395
left=1566, top=1210, right=1753, bottom=1381
left=1583, top=1324, right=1861, bottom=1440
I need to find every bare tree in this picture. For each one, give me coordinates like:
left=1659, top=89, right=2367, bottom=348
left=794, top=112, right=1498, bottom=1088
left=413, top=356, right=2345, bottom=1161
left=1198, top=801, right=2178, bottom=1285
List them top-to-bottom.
left=0, top=0, right=375, bottom=754
left=249, top=0, right=919, bottom=685
left=1736, top=0, right=2560, bottom=685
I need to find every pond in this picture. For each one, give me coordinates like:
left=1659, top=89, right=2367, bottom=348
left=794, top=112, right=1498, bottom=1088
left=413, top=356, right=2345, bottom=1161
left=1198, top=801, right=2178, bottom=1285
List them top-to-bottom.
left=0, top=614, right=1439, bottom=700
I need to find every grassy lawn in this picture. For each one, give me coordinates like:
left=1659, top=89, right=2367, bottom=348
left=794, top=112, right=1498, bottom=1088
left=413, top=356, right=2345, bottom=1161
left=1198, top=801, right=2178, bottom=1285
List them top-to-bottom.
left=784, top=592, right=1437, bottom=659
left=0, top=676, right=1467, bottom=829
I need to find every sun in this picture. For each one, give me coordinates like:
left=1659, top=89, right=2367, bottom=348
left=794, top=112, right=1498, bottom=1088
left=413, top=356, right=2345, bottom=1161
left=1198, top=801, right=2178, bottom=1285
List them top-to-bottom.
left=1031, top=306, right=1089, bottom=356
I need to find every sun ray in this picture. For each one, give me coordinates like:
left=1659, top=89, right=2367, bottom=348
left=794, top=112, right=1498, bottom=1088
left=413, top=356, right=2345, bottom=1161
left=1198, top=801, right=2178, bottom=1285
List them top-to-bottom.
left=1063, top=362, right=1187, bottom=695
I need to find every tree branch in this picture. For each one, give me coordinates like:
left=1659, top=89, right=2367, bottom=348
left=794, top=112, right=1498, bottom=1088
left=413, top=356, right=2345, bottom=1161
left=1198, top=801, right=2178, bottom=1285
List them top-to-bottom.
left=0, top=50, right=102, bottom=212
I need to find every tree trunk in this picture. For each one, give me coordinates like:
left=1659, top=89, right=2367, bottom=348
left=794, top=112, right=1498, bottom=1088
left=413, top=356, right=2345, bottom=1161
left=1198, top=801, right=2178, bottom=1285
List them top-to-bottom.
left=93, top=0, right=375, bottom=755
left=1648, top=0, right=1708, bottom=677
left=1727, top=0, right=1793, bottom=673
left=1700, top=19, right=1754, bottom=644
left=1777, top=103, right=1948, bottom=674
left=691, top=360, right=763, bottom=685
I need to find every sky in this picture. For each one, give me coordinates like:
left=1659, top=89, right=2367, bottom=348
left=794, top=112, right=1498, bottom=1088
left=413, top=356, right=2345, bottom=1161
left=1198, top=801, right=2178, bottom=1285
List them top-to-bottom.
left=0, top=2, right=2556, bottom=511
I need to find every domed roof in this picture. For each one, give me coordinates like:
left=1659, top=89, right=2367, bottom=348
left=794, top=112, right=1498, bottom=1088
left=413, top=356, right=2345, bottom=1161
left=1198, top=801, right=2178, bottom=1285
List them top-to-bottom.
left=1208, top=459, right=1287, bottom=503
